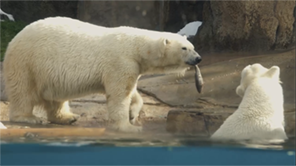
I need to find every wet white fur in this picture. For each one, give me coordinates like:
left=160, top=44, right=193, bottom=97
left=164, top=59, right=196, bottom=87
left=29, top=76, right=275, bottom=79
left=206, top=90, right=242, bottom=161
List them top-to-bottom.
left=211, top=64, right=287, bottom=141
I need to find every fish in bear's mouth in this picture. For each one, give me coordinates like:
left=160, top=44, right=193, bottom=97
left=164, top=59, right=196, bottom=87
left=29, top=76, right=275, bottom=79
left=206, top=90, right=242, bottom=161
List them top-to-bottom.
left=185, top=57, right=204, bottom=93
left=194, top=65, right=204, bottom=93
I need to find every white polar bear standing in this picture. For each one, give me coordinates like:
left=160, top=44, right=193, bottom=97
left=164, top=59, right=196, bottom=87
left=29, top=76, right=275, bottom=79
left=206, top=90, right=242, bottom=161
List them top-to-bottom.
left=3, top=17, right=202, bottom=132
left=211, top=63, right=287, bottom=141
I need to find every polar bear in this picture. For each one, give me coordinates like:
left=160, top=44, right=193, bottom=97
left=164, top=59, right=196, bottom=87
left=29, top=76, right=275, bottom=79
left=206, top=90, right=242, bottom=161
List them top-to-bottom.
left=3, top=17, right=202, bottom=132
left=211, top=63, right=287, bottom=140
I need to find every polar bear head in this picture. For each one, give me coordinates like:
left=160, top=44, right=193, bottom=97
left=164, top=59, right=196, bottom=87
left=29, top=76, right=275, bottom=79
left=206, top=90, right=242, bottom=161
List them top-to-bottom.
left=146, top=33, right=202, bottom=74
left=163, top=34, right=201, bottom=66
left=163, top=35, right=201, bottom=65
left=236, top=63, right=281, bottom=97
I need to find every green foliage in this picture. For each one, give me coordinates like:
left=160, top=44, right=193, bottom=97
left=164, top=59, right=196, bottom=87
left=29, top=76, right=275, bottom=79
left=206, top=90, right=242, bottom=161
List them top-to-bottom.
left=0, top=21, right=27, bottom=61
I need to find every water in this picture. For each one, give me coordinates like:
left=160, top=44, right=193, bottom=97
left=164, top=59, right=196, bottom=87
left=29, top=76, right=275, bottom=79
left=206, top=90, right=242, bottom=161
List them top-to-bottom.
left=1, top=130, right=295, bottom=151
left=1, top=130, right=295, bottom=165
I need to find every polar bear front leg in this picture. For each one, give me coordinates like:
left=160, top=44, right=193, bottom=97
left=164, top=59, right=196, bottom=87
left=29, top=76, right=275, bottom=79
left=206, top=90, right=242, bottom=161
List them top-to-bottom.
left=105, top=77, right=142, bottom=132
left=130, top=89, right=143, bottom=125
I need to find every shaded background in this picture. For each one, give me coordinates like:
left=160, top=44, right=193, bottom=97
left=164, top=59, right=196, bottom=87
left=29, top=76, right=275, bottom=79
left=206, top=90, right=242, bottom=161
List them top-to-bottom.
left=1, top=0, right=295, bottom=55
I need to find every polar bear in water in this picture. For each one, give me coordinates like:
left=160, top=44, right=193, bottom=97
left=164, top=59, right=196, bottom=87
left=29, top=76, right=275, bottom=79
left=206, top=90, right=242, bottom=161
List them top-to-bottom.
left=211, top=63, right=287, bottom=141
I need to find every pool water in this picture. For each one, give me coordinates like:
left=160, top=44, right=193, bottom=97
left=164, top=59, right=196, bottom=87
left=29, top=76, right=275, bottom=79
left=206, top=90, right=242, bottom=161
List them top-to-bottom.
left=1, top=129, right=295, bottom=148
left=1, top=131, right=295, bottom=165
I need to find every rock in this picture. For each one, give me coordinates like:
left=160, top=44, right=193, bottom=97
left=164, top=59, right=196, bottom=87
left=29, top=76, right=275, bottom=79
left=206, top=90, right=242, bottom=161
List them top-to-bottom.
left=1, top=1, right=78, bottom=23
left=1, top=1, right=205, bottom=34
left=77, top=1, right=162, bottom=30
left=77, top=1, right=205, bottom=33
left=162, top=1, right=204, bottom=33
left=194, top=1, right=296, bottom=53
left=138, top=49, right=295, bottom=111
left=0, top=101, right=9, bottom=121
left=165, top=108, right=235, bottom=136
left=166, top=108, right=295, bottom=137
left=166, top=108, right=234, bottom=136
left=166, top=109, right=209, bottom=135
left=285, top=111, right=296, bottom=136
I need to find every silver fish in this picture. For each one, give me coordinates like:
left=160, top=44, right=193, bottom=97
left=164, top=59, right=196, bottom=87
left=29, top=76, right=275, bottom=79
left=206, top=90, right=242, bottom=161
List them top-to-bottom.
left=194, top=65, right=204, bottom=93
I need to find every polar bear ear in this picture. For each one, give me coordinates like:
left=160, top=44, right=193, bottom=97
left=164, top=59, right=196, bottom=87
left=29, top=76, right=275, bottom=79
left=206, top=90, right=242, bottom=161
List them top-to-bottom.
left=158, top=38, right=170, bottom=57
left=163, top=38, right=170, bottom=46
left=251, top=63, right=267, bottom=73
left=242, top=64, right=251, bottom=73
left=263, top=66, right=280, bottom=79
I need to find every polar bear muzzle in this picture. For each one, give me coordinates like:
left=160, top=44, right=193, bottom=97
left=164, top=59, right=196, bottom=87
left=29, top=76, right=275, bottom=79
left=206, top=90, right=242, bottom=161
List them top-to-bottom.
left=185, top=53, right=202, bottom=66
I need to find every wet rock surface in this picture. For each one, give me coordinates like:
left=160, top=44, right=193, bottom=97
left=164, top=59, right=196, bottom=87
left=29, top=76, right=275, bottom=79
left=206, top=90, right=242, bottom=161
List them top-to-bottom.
left=0, top=49, right=295, bottom=139
left=138, top=49, right=295, bottom=110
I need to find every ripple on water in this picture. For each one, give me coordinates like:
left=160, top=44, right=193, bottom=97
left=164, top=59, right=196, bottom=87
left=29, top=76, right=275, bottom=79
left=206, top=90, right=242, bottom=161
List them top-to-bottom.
left=1, top=131, right=295, bottom=150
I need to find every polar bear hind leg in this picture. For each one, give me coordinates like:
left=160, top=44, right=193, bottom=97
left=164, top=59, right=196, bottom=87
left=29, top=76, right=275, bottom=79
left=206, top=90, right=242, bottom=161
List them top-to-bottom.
left=6, top=75, right=43, bottom=124
left=130, top=89, right=143, bottom=125
left=9, top=99, right=43, bottom=124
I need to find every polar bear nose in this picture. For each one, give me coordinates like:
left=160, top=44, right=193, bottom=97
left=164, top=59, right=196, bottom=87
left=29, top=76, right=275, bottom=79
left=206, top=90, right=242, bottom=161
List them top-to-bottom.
left=195, top=57, right=202, bottom=64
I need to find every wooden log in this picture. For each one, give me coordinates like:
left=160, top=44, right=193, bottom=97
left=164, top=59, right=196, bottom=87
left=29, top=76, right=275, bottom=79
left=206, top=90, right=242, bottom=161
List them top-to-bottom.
left=0, top=128, right=105, bottom=138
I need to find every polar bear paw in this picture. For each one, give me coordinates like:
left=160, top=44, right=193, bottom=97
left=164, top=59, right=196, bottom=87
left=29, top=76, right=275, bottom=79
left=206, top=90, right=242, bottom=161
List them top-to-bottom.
left=48, top=113, right=80, bottom=125
left=130, top=116, right=143, bottom=126
left=130, top=117, right=137, bottom=125
left=111, top=122, right=142, bottom=133
left=120, top=124, right=142, bottom=132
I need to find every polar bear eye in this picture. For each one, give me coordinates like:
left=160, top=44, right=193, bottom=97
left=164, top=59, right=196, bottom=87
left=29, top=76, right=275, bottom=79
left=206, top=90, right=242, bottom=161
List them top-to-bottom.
left=182, top=47, right=187, bottom=50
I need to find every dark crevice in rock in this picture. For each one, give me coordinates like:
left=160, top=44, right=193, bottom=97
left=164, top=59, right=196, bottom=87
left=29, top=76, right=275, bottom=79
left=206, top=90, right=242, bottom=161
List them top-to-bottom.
left=271, top=0, right=278, bottom=50
left=273, top=0, right=277, bottom=14
left=208, top=1, right=215, bottom=43
left=208, top=1, right=214, bottom=19
left=271, top=25, right=280, bottom=50
left=137, top=88, right=176, bottom=107
left=138, top=88, right=238, bottom=109
left=196, top=98, right=238, bottom=109
left=143, top=102, right=167, bottom=106
left=202, top=115, right=210, bottom=136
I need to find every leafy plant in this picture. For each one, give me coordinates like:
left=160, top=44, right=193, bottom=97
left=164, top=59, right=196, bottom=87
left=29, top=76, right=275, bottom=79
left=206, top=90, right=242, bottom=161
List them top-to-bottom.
left=1, top=21, right=27, bottom=61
